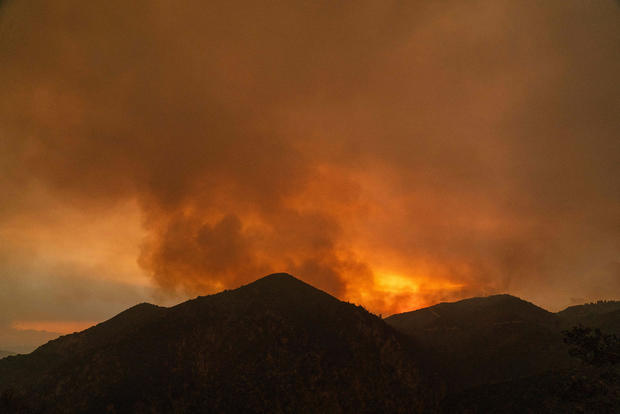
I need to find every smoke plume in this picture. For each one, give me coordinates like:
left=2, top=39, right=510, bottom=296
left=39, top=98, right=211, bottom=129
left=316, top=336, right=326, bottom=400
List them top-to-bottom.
left=0, top=0, right=618, bottom=318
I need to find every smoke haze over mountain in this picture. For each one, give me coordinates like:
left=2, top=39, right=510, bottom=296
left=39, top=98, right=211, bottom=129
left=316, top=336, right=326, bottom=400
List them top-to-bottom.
left=0, top=0, right=618, bottom=346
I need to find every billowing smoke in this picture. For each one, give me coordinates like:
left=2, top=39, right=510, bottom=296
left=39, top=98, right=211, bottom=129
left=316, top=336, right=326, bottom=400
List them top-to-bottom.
left=0, top=0, right=618, bottom=318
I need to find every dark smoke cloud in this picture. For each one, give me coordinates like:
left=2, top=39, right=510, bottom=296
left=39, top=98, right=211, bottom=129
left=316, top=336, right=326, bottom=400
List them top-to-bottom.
left=0, top=0, right=618, bottom=322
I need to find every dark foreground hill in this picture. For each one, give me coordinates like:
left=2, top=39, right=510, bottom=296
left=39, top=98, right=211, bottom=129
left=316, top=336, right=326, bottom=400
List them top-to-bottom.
left=0, top=274, right=436, bottom=414
left=2, top=276, right=618, bottom=413
left=385, top=294, right=569, bottom=391
left=387, top=295, right=620, bottom=413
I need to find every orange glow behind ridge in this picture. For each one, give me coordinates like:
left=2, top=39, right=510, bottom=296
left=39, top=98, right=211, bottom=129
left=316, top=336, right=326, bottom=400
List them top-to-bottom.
left=12, top=320, right=97, bottom=335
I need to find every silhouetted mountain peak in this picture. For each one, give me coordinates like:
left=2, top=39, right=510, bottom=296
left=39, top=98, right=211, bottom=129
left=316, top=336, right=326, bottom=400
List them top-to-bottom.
left=174, top=272, right=345, bottom=321
left=239, top=272, right=322, bottom=294
left=243, top=272, right=336, bottom=295
left=252, top=272, right=299, bottom=283
left=0, top=274, right=434, bottom=413
left=2, top=276, right=618, bottom=413
left=385, top=293, right=567, bottom=392
left=387, top=293, right=553, bottom=332
left=438, top=293, right=541, bottom=309
left=101, top=302, right=162, bottom=324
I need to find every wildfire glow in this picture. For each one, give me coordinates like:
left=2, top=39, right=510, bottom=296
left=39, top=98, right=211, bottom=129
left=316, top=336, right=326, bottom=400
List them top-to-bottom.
left=375, top=272, right=421, bottom=294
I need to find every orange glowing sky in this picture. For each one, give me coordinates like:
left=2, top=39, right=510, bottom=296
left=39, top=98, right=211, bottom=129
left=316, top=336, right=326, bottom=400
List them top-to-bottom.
left=0, top=0, right=619, bottom=350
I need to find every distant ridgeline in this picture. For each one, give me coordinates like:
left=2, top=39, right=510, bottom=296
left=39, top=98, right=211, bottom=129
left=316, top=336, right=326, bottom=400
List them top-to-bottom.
left=1, top=274, right=618, bottom=413
left=557, top=300, right=620, bottom=332
left=0, top=351, right=15, bottom=360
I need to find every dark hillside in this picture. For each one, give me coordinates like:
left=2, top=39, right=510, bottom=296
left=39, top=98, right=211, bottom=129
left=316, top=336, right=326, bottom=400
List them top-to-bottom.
left=0, top=273, right=435, bottom=413
left=386, top=295, right=569, bottom=391
left=388, top=296, right=620, bottom=412
left=558, top=301, right=620, bottom=333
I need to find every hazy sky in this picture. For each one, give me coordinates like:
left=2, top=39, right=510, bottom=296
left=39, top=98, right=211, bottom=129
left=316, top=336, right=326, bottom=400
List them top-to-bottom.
left=1, top=0, right=619, bottom=351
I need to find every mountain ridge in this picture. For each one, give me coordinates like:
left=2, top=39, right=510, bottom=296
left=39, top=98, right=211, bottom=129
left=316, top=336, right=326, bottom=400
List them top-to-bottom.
left=0, top=273, right=436, bottom=413
left=2, top=274, right=618, bottom=413
left=385, top=293, right=569, bottom=392
left=0, top=351, right=15, bottom=360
